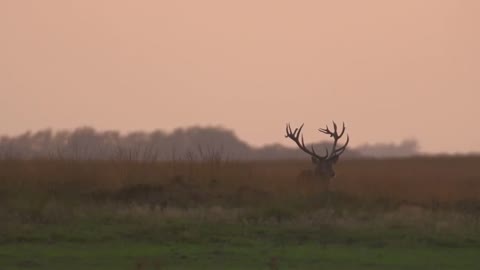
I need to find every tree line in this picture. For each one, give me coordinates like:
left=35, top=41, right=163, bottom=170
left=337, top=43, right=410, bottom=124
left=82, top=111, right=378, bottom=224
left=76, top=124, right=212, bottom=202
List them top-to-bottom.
left=0, top=126, right=418, bottom=161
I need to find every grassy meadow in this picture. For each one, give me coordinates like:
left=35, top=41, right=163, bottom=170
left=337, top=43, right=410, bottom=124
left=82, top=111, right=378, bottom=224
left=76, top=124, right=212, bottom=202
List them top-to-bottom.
left=1, top=156, right=480, bottom=269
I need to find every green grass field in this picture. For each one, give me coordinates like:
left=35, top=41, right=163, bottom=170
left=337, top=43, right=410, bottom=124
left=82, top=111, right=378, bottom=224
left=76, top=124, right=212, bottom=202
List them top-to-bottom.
left=1, top=158, right=480, bottom=269
left=2, top=220, right=480, bottom=269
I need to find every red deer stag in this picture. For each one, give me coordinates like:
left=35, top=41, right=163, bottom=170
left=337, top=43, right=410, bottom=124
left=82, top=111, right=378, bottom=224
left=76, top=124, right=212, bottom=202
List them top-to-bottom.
left=285, top=122, right=349, bottom=197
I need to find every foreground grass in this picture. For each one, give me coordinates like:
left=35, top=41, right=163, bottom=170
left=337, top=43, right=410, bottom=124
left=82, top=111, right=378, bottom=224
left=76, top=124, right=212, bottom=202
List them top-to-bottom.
left=1, top=158, right=480, bottom=269
left=2, top=219, right=480, bottom=270
left=4, top=242, right=480, bottom=269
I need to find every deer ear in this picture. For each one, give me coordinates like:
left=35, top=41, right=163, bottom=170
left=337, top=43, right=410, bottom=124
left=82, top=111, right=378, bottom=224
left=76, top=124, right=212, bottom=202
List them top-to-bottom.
left=330, top=155, right=340, bottom=164
left=311, top=156, right=319, bottom=164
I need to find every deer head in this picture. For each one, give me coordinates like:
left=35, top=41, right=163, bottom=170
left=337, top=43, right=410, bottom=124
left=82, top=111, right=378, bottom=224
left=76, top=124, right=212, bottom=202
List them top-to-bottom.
left=285, top=122, right=349, bottom=180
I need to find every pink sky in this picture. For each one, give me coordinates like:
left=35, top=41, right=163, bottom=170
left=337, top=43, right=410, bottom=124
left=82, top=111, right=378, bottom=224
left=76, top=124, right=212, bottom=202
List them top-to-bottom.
left=1, top=1, right=479, bottom=153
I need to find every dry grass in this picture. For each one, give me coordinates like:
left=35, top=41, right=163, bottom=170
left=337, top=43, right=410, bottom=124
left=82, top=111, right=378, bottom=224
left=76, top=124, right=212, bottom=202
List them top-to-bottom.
left=1, top=156, right=480, bottom=224
left=2, top=157, right=480, bottom=202
left=337, top=157, right=480, bottom=203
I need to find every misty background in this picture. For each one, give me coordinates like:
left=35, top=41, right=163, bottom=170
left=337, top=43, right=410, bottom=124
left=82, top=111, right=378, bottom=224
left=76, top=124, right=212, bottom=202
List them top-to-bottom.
left=0, top=126, right=421, bottom=161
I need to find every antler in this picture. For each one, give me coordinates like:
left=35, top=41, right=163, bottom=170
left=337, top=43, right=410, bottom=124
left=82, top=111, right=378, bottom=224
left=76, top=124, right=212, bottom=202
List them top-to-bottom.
left=318, top=121, right=349, bottom=161
left=285, top=123, right=328, bottom=161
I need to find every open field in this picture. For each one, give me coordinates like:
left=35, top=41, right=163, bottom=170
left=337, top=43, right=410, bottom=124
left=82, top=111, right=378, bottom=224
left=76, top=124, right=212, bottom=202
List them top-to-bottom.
left=1, top=157, right=480, bottom=269
left=2, top=221, right=480, bottom=270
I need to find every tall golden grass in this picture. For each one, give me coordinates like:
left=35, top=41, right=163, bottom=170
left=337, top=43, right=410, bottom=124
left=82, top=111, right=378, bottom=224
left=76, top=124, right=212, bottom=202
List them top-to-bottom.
left=1, top=156, right=479, bottom=206
left=338, top=157, right=480, bottom=203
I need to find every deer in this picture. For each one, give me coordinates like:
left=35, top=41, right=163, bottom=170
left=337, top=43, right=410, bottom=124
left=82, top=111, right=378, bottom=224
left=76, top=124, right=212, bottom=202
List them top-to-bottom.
left=285, top=122, right=349, bottom=199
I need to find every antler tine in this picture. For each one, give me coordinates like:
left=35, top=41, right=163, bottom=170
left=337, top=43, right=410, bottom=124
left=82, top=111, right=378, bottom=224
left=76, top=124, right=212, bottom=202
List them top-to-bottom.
left=319, top=121, right=347, bottom=139
left=338, top=122, right=346, bottom=138
left=285, top=123, right=327, bottom=161
left=296, top=123, right=304, bottom=138
left=285, top=124, right=290, bottom=138
left=318, top=125, right=333, bottom=137
left=318, top=125, right=327, bottom=133
left=300, top=134, right=306, bottom=148
left=331, top=134, right=350, bottom=157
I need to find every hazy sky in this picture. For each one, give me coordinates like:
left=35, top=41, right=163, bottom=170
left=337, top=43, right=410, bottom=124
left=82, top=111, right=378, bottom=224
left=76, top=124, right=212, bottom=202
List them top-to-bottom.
left=1, top=1, right=479, bottom=153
